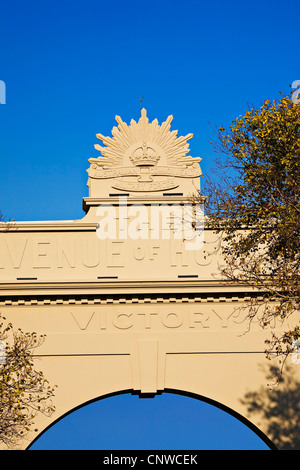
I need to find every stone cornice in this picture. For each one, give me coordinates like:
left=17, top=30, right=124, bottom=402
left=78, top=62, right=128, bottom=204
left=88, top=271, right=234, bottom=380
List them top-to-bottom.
left=82, top=195, right=206, bottom=212
left=0, top=221, right=98, bottom=232
left=0, top=279, right=261, bottom=298
left=0, top=292, right=262, bottom=307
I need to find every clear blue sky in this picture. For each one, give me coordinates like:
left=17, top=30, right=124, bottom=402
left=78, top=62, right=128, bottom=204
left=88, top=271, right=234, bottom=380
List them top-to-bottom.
left=1, top=0, right=298, bottom=450
left=28, top=392, right=271, bottom=450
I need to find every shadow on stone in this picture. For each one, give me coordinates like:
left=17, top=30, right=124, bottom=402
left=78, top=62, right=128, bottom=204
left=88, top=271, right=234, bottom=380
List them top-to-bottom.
left=241, top=364, right=300, bottom=450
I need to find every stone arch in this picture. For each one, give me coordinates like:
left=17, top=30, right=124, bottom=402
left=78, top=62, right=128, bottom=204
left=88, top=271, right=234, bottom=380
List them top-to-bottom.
left=1, top=109, right=299, bottom=451
left=26, top=388, right=276, bottom=450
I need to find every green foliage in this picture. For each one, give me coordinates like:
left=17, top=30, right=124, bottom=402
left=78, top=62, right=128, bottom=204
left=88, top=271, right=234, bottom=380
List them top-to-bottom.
left=203, top=92, right=300, bottom=373
left=0, top=315, right=56, bottom=448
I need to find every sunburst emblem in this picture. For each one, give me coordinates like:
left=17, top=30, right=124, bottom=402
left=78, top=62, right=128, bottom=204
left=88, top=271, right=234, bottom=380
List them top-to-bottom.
left=87, top=108, right=201, bottom=192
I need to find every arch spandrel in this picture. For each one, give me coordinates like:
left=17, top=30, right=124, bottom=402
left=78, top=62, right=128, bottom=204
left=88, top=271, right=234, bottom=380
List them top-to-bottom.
left=1, top=110, right=299, bottom=450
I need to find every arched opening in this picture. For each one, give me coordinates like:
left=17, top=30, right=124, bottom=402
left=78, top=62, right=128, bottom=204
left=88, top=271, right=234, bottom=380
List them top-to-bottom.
left=27, top=390, right=275, bottom=450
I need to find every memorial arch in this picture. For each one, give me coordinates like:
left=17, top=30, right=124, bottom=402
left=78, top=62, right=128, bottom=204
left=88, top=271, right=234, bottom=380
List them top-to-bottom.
left=1, top=109, right=298, bottom=450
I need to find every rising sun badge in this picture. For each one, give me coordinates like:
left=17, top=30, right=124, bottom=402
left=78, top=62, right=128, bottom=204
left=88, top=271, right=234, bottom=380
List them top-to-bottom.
left=87, top=108, right=202, bottom=193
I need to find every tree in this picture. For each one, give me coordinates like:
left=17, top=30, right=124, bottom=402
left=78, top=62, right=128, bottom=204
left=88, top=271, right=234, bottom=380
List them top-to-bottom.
left=200, top=91, right=300, bottom=379
left=0, top=211, right=15, bottom=231
left=0, top=314, right=56, bottom=448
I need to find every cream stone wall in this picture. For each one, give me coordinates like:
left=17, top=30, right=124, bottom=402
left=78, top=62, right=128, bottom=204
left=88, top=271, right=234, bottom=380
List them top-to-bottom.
left=1, top=110, right=298, bottom=450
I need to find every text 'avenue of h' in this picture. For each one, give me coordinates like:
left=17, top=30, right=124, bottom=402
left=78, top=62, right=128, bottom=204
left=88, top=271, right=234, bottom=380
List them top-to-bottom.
left=0, top=237, right=215, bottom=271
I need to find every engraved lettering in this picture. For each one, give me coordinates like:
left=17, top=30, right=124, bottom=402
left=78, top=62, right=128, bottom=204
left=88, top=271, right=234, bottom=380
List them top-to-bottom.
left=112, top=178, right=178, bottom=192
left=150, top=204, right=182, bottom=240
left=128, top=205, right=149, bottom=240
left=0, top=238, right=7, bottom=268
left=6, top=238, right=27, bottom=269
left=81, top=238, right=100, bottom=268
left=57, top=239, right=76, bottom=268
left=170, top=240, right=189, bottom=267
left=106, top=241, right=124, bottom=267
left=133, top=245, right=145, bottom=260
left=149, top=245, right=160, bottom=260
left=194, top=249, right=211, bottom=266
left=213, top=308, right=234, bottom=328
left=69, top=309, right=240, bottom=331
left=71, top=311, right=95, bottom=330
left=99, top=311, right=107, bottom=330
left=161, top=311, right=183, bottom=328
left=189, top=311, right=210, bottom=328
left=113, top=312, right=133, bottom=329
left=138, top=312, right=158, bottom=329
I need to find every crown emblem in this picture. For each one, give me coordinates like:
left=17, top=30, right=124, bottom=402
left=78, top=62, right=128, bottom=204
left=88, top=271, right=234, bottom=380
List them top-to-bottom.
left=87, top=108, right=202, bottom=193
left=129, top=141, right=160, bottom=167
